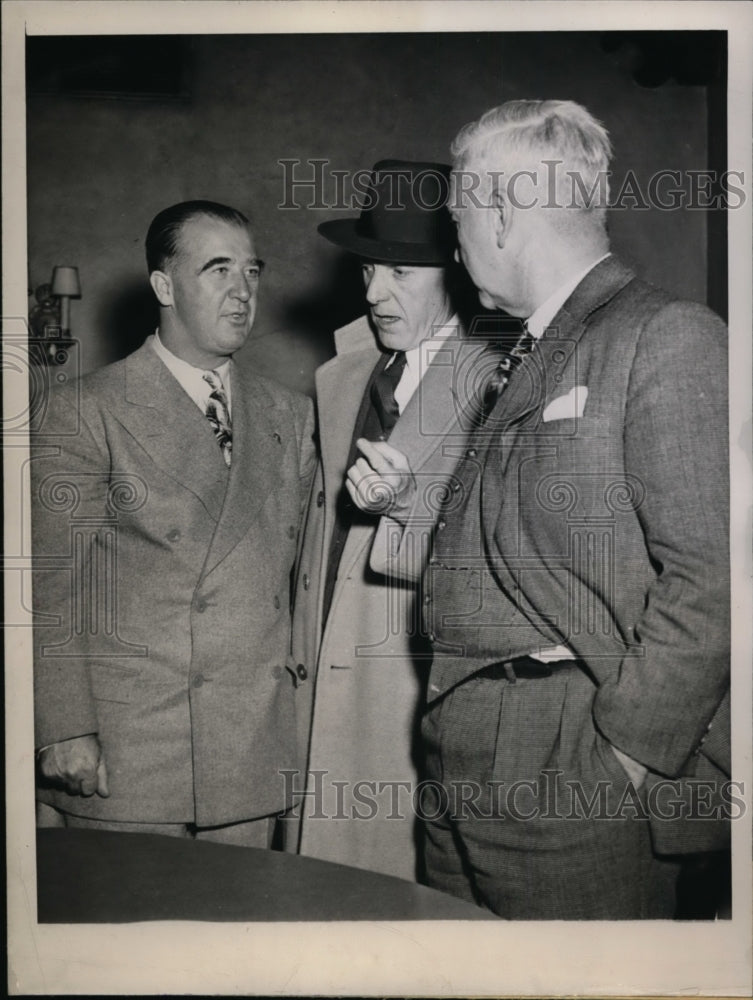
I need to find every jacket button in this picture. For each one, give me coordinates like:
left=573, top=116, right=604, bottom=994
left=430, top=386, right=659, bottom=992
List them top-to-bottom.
left=466, top=447, right=477, bottom=458
left=451, top=481, right=461, bottom=493
left=317, top=490, right=325, bottom=507
left=437, top=519, right=446, bottom=531
left=287, top=525, right=296, bottom=539
left=166, top=529, right=181, bottom=542
left=303, top=574, right=310, bottom=590
left=424, top=593, right=432, bottom=605
left=273, top=595, right=281, bottom=609
left=195, top=598, right=207, bottom=613
left=428, top=631, right=436, bottom=642
left=296, top=663, right=308, bottom=681
left=192, top=674, right=205, bottom=688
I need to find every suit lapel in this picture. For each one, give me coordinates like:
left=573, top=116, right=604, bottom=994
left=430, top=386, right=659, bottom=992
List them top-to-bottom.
left=482, top=256, right=636, bottom=476
left=317, top=325, right=381, bottom=545
left=388, top=334, right=483, bottom=474
left=119, top=339, right=228, bottom=521
left=202, top=361, right=282, bottom=575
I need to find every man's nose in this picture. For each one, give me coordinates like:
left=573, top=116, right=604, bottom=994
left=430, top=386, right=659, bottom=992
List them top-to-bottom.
left=364, top=270, right=387, bottom=305
left=230, top=273, right=252, bottom=301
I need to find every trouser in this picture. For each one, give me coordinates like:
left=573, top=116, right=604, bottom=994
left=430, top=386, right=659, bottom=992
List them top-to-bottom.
left=420, top=657, right=680, bottom=919
left=36, top=801, right=277, bottom=849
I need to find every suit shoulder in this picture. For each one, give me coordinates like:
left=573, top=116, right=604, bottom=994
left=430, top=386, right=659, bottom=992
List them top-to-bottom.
left=600, top=277, right=727, bottom=353
left=37, top=356, right=128, bottom=432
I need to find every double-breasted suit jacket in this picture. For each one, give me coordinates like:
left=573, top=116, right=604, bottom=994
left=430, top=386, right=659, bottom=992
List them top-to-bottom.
left=417, top=256, right=730, bottom=855
left=290, top=315, right=484, bottom=879
left=32, top=336, right=316, bottom=826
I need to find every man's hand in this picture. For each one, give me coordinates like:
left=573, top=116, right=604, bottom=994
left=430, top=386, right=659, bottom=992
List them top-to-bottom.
left=346, top=439, right=416, bottom=523
left=38, top=734, right=110, bottom=798
left=611, top=745, right=648, bottom=788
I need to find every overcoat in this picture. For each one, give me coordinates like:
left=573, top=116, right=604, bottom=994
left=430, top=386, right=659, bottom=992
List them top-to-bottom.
left=290, top=315, right=484, bottom=879
left=32, top=336, right=316, bottom=826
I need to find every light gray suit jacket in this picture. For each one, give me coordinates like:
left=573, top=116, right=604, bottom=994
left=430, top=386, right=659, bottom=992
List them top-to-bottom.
left=32, top=336, right=316, bottom=826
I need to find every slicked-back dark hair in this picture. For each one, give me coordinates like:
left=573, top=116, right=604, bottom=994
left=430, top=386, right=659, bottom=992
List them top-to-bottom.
left=145, top=200, right=250, bottom=274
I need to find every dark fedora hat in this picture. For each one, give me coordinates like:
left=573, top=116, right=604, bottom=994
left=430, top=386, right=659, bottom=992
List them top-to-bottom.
left=317, top=159, right=456, bottom=265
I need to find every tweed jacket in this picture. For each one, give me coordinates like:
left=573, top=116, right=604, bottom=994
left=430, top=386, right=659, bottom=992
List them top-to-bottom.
left=378, top=256, right=731, bottom=853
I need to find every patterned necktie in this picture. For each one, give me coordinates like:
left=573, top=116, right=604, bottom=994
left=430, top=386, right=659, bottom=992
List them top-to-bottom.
left=480, top=322, right=537, bottom=422
left=370, top=351, right=408, bottom=437
left=202, top=369, right=232, bottom=467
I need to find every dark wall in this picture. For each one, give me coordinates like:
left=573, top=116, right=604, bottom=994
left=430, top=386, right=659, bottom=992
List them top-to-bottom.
left=27, top=32, right=721, bottom=394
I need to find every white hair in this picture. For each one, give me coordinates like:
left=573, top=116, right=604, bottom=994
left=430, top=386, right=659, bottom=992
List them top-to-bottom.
left=451, top=100, right=613, bottom=221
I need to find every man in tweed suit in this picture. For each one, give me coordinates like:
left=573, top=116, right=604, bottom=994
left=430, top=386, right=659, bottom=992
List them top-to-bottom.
left=350, top=101, right=730, bottom=917
left=33, top=201, right=316, bottom=846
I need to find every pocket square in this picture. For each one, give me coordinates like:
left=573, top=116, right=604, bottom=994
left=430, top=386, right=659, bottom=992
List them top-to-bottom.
left=542, top=386, right=588, bottom=422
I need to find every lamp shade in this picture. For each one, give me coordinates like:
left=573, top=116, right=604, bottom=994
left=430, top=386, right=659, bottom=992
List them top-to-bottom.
left=51, top=266, right=81, bottom=298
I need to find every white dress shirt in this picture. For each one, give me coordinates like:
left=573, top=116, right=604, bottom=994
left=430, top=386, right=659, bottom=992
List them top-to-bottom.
left=388, top=315, right=461, bottom=414
left=150, top=331, right=233, bottom=417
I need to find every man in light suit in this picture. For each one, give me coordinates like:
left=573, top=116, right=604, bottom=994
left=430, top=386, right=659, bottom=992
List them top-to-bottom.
left=350, top=103, right=730, bottom=916
left=289, top=161, right=489, bottom=880
left=33, top=200, right=316, bottom=846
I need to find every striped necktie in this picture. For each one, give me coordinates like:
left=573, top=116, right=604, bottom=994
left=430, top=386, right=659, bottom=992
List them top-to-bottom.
left=479, top=322, right=537, bottom=422
left=202, top=369, right=232, bottom=467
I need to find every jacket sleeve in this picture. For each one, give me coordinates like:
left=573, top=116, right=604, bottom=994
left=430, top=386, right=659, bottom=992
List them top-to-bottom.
left=592, top=300, right=730, bottom=776
left=31, top=385, right=109, bottom=748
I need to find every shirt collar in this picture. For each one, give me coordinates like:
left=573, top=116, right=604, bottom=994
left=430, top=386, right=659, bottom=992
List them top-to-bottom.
left=526, top=253, right=611, bottom=339
left=387, top=314, right=460, bottom=373
left=153, top=329, right=231, bottom=383
left=151, top=330, right=232, bottom=414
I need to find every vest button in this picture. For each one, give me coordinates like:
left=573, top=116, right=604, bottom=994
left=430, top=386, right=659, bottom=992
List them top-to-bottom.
left=466, top=447, right=477, bottom=458
left=317, top=491, right=325, bottom=507
left=437, top=519, right=446, bottom=531
left=287, top=525, right=296, bottom=539
left=166, top=529, right=181, bottom=542
left=303, top=574, right=310, bottom=591
left=273, top=595, right=281, bottom=609
left=195, top=598, right=207, bottom=613
left=272, top=664, right=283, bottom=679
left=192, top=674, right=205, bottom=688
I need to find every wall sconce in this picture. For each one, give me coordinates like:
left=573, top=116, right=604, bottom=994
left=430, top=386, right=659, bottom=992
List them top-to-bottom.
left=29, top=265, right=81, bottom=365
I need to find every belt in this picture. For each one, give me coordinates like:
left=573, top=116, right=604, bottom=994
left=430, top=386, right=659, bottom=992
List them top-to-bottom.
left=475, top=655, right=580, bottom=683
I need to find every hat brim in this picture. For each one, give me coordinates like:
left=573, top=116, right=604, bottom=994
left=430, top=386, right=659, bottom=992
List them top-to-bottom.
left=317, top=219, right=452, bottom=266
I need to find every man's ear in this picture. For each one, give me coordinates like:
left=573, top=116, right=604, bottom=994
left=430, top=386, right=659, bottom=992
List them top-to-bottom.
left=490, top=184, right=508, bottom=250
left=149, top=270, right=173, bottom=307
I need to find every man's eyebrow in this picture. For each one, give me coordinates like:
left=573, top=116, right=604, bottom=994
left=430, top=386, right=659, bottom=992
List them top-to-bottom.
left=197, top=256, right=232, bottom=275
left=197, top=256, right=262, bottom=275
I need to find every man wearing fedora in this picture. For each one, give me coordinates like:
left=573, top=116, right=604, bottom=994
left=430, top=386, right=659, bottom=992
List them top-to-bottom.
left=288, top=160, right=487, bottom=880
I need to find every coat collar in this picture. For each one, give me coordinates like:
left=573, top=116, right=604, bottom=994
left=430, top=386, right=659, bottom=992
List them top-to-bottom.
left=486, top=254, right=636, bottom=433
left=316, top=315, right=381, bottom=506
left=118, top=339, right=282, bottom=574
left=121, top=339, right=229, bottom=521
left=203, top=361, right=283, bottom=575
